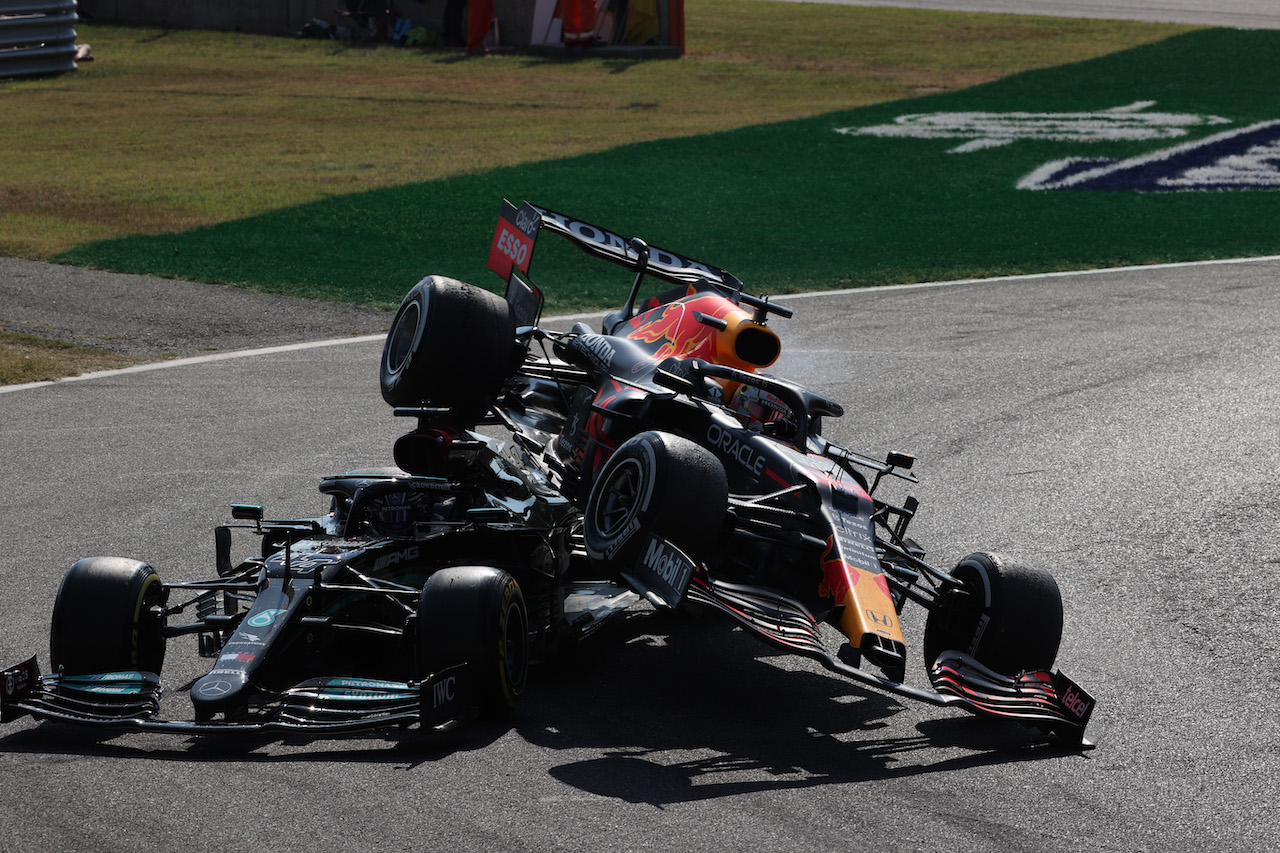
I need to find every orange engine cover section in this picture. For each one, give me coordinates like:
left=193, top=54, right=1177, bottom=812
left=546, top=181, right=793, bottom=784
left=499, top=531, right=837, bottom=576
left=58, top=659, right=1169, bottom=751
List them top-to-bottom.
left=622, top=292, right=781, bottom=371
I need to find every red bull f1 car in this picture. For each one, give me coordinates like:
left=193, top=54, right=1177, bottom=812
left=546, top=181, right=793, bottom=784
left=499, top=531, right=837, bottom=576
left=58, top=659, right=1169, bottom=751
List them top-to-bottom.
left=1, top=201, right=1095, bottom=746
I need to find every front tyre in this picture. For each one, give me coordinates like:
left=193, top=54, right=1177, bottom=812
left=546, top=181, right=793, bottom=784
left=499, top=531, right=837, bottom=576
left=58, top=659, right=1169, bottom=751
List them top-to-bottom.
left=583, top=430, right=728, bottom=567
left=922, top=552, right=1062, bottom=677
left=49, top=557, right=168, bottom=676
left=417, top=567, right=529, bottom=718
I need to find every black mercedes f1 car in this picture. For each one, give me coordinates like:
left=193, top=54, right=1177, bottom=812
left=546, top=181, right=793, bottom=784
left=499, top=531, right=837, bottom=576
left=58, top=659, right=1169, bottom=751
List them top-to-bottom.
left=1, top=201, right=1096, bottom=746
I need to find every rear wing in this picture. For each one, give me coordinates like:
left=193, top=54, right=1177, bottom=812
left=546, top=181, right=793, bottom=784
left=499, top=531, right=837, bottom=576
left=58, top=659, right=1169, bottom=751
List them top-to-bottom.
left=488, top=199, right=745, bottom=292
left=488, top=199, right=751, bottom=331
left=532, top=204, right=744, bottom=292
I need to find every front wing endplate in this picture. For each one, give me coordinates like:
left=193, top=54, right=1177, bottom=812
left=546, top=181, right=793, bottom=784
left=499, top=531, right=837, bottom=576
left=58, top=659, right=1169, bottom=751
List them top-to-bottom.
left=930, top=651, right=1097, bottom=747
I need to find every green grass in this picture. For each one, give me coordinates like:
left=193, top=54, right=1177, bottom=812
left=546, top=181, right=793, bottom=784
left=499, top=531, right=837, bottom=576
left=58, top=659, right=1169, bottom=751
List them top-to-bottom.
left=51, top=27, right=1280, bottom=314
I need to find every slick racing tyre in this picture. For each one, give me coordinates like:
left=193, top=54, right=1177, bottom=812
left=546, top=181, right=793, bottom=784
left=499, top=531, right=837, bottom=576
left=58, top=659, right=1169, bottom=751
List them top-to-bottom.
left=380, top=276, right=517, bottom=422
left=583, top=430, right=728, bottom=567
left=922, top=552, right=1062, bottom=677
left=49, top=557, right=168, bottom=676
left=417, top=567, right=528, bottom=718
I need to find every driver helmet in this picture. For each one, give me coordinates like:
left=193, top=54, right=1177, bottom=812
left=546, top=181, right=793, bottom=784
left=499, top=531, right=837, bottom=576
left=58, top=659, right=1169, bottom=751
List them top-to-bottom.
left=730, top=383, right=795, bottom=436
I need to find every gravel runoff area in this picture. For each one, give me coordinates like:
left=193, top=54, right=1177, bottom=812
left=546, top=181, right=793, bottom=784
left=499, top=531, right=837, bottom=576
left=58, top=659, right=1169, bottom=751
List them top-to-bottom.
left=0, top=257, right=396, bottom=360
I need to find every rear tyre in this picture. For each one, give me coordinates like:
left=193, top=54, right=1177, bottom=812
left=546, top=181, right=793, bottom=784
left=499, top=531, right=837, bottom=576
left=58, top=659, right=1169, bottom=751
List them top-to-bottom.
left=380, top=276, right=517, bottom=423
left=583, top=430, right=728, bottom=566
left=922, top=552, right=1062, bottom=676
left=49, top=557, right=167, bottom=676
left=417, top=567, right=529, bottom=718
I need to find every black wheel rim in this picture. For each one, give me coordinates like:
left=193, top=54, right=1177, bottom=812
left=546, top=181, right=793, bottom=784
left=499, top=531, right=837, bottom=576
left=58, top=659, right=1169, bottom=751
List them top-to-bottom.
left=592, top=458, right=644, bottom=538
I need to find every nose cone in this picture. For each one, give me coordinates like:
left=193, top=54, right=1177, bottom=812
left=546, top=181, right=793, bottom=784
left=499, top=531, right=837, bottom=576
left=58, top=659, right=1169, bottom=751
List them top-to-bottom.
left=191, top=668, right=251, bottom=719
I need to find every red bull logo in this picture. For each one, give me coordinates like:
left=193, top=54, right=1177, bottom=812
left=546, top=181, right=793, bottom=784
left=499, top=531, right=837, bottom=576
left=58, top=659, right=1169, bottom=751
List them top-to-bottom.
left=624, top=298, right=716, bottom=361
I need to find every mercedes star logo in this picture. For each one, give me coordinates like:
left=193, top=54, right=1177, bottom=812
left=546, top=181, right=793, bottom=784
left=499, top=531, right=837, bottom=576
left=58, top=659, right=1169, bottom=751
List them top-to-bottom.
left=198, top=679, right=233, bottom=697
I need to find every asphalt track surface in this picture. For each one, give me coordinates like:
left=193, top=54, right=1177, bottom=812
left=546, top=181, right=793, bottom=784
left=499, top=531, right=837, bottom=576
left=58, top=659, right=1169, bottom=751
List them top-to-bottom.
left=3, top=255, right=1280, bottom=852
left=0, top=257, right=393, bottom=360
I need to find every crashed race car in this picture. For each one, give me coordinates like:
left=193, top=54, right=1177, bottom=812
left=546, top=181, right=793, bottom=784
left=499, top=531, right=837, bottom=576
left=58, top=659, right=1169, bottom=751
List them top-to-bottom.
left=1, top=201, right=1095, bottom=746
left=0, top=459, right=590, bottom=734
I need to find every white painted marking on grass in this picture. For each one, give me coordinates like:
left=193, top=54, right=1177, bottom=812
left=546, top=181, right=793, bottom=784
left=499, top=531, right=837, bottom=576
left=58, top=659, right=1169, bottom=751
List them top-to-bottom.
left=837, top=101, right=1231, bottom=153
left=1018, top=120, right=1280, bottom=191
left=6, top=253, right=1280, bottom=395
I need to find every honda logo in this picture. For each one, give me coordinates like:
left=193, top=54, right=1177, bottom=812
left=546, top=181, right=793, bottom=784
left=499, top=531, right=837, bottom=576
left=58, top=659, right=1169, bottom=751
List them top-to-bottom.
left=866, top=609, right=894, bottom=630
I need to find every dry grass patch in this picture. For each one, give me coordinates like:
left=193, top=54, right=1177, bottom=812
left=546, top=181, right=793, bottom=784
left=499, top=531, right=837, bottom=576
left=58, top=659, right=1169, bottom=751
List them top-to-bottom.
left=0, top=332, right=139, bottom=384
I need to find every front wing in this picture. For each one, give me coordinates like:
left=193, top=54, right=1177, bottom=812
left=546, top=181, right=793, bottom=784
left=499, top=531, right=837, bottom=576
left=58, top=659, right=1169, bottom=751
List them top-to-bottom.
left=685, top=575, right=1097, bottom=748
left=0, top=656, right=479, bottom=736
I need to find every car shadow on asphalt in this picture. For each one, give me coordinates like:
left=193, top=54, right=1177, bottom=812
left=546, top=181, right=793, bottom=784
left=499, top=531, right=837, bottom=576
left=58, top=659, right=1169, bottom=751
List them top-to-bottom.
left=515, top=610, right=1085, bottom=805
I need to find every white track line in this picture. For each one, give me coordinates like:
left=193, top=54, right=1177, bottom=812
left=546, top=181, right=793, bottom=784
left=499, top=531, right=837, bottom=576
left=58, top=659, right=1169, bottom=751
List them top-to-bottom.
left=5, top=253, right=1280, bottom=395
left=777, top=253, right=1280, bottom=300
left=0, top=334, right=385, bottom=395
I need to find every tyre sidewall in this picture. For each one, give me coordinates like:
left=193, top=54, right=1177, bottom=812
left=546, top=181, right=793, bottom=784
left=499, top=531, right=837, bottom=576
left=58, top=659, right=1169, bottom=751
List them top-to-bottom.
left=380, top=280, right=430, bottom=405
left=583, top=435, right=660, bottom=564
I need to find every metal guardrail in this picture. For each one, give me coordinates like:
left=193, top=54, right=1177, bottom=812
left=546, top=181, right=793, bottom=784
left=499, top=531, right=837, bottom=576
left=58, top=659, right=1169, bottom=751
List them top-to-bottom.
left=0, top=0, right=78, bottom=79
